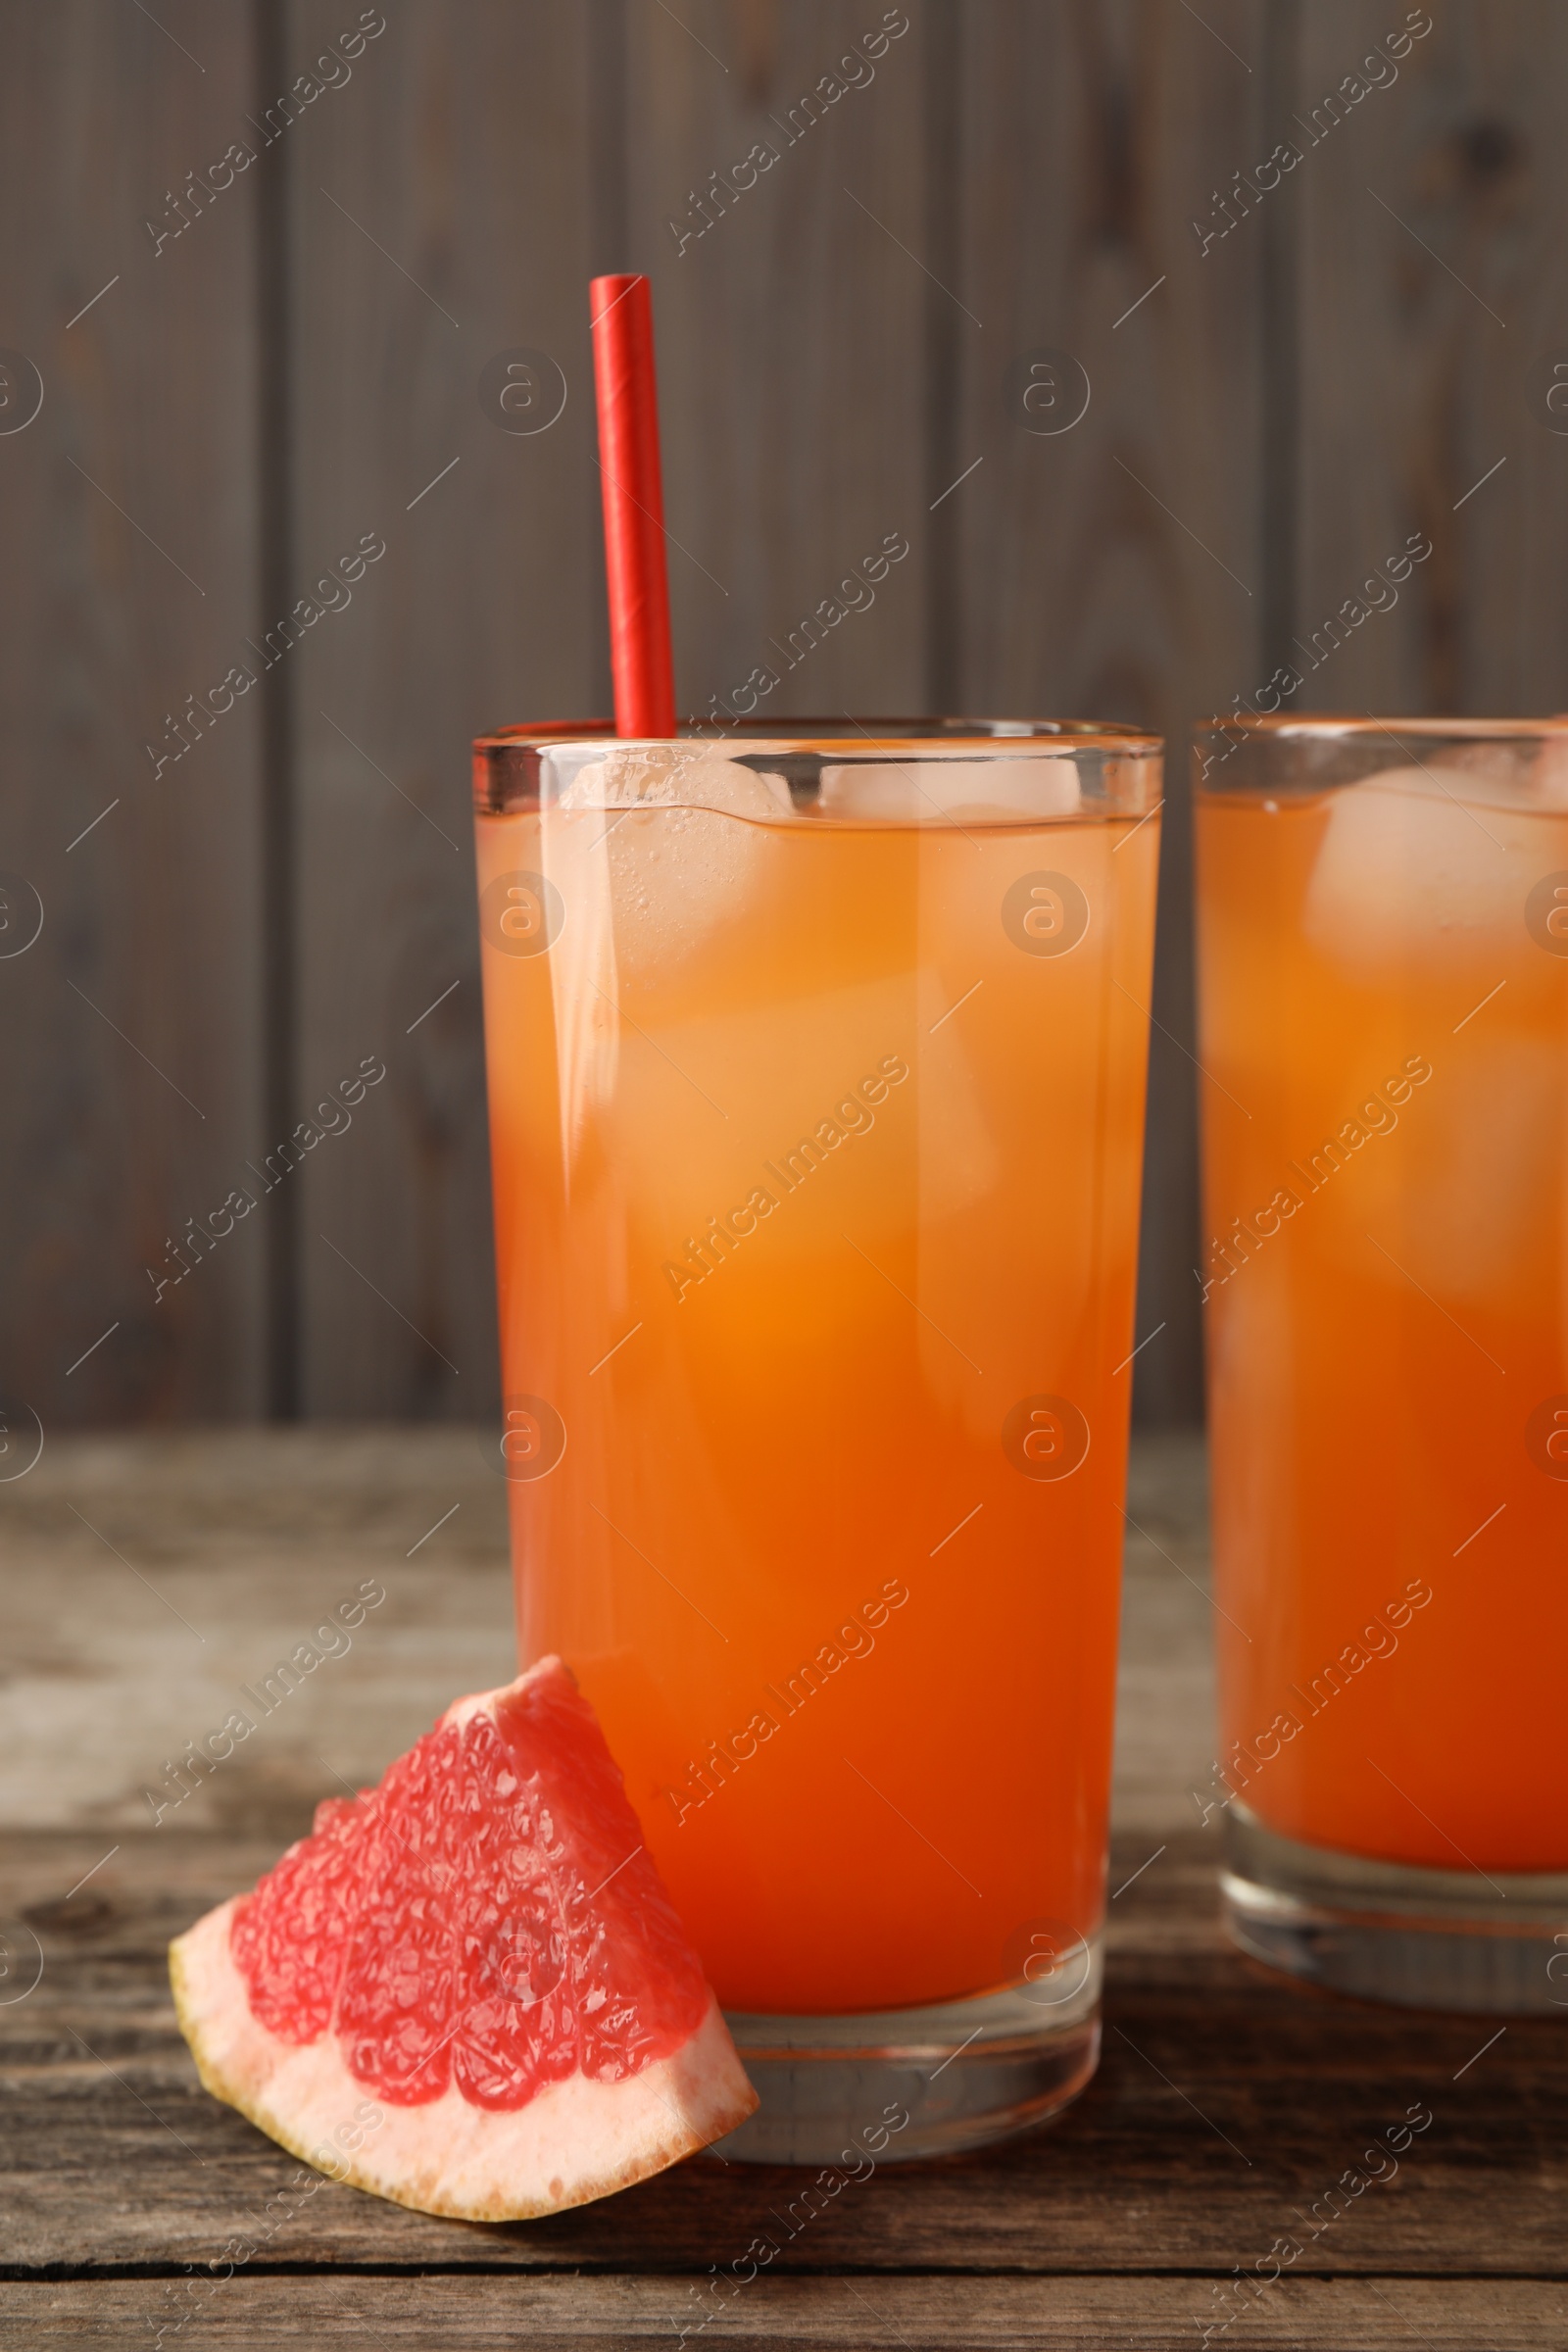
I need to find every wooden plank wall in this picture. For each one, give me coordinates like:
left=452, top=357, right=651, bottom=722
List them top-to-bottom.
left=0, top=0, right=268, bottom=1431
left=4, top=0, right=1564, bottom=1432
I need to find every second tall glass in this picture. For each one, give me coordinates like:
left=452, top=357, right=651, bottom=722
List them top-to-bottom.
left=1196, top=715, right=1568, bottom=2012
left=473, top=719, right=1161, bottom=2155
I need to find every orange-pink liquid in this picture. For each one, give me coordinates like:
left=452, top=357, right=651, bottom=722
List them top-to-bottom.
left=1198, top=779, right=1568, bottom=1873
left=477, top=800, right=1159, bottom=2011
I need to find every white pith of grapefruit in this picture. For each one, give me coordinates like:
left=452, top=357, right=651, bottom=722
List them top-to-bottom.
left=170, top=1658, right=757, bottom=2221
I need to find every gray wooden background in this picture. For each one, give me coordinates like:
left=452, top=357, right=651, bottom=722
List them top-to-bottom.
left=3, top=0, right=1560, bottom=1434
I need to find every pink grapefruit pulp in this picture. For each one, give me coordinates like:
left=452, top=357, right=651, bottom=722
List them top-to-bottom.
left=170, top=1658, right=757, bottom=2220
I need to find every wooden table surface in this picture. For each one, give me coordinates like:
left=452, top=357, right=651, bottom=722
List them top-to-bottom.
left=2, top=1431, right=1562, bottom=2349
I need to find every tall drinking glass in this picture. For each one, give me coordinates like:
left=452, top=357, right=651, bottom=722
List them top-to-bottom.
left=1195, top=716, right=1568, bottom=2012
left=473, top=719, right=1161, bottom=2155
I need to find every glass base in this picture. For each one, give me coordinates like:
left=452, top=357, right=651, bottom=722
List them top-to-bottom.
left=1222, top=1803, right=1568, bottom=2015
left=712, top=1943, right=1102, bottom=2166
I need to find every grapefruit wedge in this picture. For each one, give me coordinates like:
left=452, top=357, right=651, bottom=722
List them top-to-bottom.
left=171, top=1658, right=757, bottom=2221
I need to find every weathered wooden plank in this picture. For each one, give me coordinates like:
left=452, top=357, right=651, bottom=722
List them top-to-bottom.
left=0, top=0, right=269, bottom=1425
left=285, top=0, right=601, bottom=1419
left=623, top=0, right=931, bottom=720
left=949, top=0, right=1269, bottom=1428
left=1290, top=1, right=1568, bottom=715
left=0, top=1427, right=514, bottom=1836
left=3, top=1433, right=1563, bottom=2293
left=4, top=1822, right=1562, bottom=2276
left=6, top=2273, right=1566, bottom=2350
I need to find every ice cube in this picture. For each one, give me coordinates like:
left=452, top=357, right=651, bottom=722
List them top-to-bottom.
left=552, top=743, right=786, bottom=818
left=543, top=752, right=776, bottom=999
left=818, top=753, right=1081, bottom=823
left=1302, top=764, right=1538, bottom=972
left=1377, top=1038, right=1560, bottom=1305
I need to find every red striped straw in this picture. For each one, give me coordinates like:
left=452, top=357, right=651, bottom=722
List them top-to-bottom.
left=589, top=274, right=676, bottom=737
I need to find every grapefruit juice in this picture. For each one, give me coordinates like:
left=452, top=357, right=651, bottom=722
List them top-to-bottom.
left=475, top=729, right=1160, bottom=2022
left=1197, top=735, right=1568, bottom=1882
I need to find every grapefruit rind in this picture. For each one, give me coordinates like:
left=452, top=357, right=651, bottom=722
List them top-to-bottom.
left=170, top=1655, right=761, bottom=2220
left=171, top=1895, right=756, bottom=2222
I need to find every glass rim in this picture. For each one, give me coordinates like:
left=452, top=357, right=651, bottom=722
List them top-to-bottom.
left=1194, top=712, right=1568, bottom=741
left=474, top=715, right=1161, bottom=753
left=474, top=717, right=1163, bottom=820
